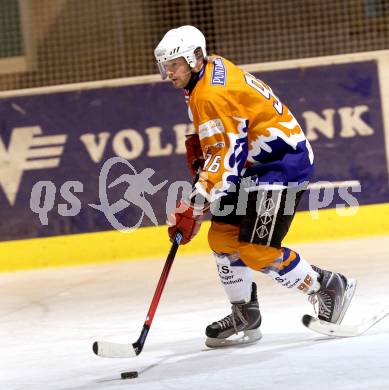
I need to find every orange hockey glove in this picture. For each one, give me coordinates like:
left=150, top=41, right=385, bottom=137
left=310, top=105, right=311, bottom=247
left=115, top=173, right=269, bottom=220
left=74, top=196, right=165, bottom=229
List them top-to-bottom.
left=185, top=134, right=205, bottom=176
left=167, top=200, right=205, bottom=245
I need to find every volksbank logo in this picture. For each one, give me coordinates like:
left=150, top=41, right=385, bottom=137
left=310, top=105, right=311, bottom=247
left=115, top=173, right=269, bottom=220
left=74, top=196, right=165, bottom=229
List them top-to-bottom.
left=0, top=104, right=375, bottom=206
left=0, top=126, right=67, bottom=205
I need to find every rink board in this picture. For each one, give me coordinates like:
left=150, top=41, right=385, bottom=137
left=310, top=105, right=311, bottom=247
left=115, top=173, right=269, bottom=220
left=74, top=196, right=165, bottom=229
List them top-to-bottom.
left=1, top=51, right=389, bottom=271
left=0, top=202, right=388, bottom=272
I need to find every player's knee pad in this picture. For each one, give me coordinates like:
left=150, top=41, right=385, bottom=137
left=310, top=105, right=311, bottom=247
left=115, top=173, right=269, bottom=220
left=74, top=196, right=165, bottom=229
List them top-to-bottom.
left=208, top=221, right=240, bottom=254
left=239, top=243, right=282, bottom=271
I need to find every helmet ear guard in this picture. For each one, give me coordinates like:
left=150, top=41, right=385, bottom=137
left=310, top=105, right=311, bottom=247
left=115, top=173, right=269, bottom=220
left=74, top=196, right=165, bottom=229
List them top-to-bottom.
left=154, top=25, right=207, bottom=79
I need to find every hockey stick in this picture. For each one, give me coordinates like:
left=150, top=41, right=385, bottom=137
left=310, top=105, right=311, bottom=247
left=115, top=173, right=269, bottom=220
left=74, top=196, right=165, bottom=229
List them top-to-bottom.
left=92, top=231, right=183, bottom=358
left=302, top=306, right=389, bottom=338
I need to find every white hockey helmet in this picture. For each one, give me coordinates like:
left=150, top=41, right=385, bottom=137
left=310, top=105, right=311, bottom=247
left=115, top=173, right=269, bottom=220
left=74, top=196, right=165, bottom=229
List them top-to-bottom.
left=154, top=25, right=207, bottom=80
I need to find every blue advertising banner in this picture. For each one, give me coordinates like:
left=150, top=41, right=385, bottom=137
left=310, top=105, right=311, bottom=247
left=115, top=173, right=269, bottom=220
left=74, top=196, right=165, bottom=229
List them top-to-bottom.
left=0, top=60, right=387, bottom=241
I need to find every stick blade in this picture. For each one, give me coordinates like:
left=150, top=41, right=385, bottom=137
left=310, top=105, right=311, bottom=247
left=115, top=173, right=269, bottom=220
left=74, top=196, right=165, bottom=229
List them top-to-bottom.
left=303, top=308, right=389, bottom=338
left=302, top=315, right=360, bottom=337
left=92, top=341, right=137, bottom=358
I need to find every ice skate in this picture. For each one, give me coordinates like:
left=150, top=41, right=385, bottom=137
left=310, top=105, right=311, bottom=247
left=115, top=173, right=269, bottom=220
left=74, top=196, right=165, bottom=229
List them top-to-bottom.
left=309, top=265, right=357, bottom=324
left=205, top=282, right=262, bottom=348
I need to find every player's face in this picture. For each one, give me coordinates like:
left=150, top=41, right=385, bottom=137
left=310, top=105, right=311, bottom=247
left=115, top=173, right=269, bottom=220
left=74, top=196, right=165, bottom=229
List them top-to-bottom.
left=164, top=57, right=192, bottom=89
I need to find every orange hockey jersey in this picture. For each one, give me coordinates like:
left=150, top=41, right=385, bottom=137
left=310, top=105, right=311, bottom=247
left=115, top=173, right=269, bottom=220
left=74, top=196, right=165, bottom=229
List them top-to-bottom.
left=185, top=56, right=314, bottom=202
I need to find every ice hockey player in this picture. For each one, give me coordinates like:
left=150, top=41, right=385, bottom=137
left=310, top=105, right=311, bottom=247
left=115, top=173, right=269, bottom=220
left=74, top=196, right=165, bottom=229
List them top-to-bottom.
left=154, top=25, right=357, bottom=347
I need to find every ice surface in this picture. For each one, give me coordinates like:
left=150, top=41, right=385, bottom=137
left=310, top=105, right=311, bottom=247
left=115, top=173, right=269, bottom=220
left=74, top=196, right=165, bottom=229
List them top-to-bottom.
left=1, top=236, right=388, bottom=390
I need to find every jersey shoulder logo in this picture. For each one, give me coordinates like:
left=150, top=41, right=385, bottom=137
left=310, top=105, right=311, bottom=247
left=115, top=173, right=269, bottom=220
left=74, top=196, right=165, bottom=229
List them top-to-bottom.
left=211, top=57, right=226, bottom=86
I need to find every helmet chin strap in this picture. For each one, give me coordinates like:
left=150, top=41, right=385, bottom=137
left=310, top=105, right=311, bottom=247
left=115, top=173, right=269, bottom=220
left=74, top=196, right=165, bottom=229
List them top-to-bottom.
left=184, top=63, right=196, bottom=75
left=184, top=69, right=201, bottom=91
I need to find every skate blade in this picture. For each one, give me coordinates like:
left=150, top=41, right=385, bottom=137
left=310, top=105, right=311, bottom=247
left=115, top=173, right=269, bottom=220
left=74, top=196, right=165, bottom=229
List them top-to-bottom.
left=337, top=278, right=357, bottom=324
left=205, top=328, right=262, bottom=348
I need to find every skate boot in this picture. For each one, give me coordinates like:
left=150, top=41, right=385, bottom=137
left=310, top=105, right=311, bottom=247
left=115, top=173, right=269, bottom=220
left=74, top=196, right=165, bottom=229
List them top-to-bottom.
left=309, top=265, right=357, bottom=324
left=205, top=282, right=262, bottom=348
